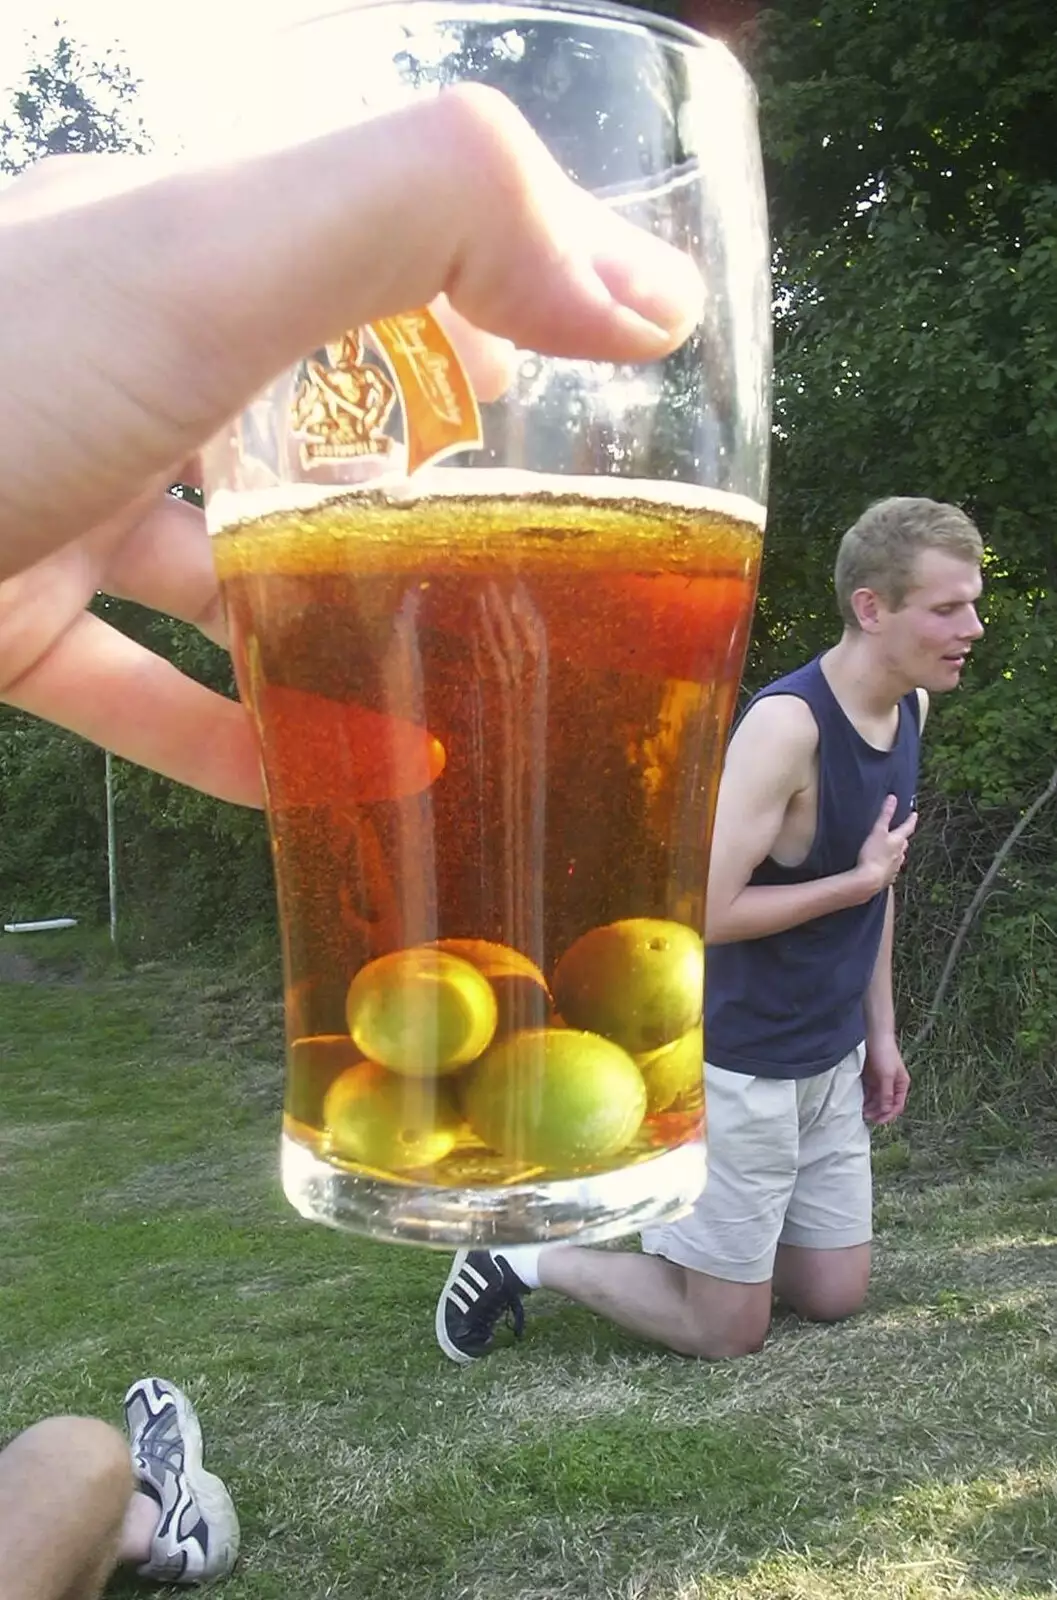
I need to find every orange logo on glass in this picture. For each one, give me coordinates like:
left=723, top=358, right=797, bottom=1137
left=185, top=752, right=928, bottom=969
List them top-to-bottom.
left=291, top=309, right=483, bottom=473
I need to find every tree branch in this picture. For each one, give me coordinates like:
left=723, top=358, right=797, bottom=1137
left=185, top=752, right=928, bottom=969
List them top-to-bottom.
left=910, top=760, right=1057, bottom=1051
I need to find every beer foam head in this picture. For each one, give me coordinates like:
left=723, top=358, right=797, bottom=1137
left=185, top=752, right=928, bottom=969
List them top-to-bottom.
left=208, top=469, right=766, bottom=536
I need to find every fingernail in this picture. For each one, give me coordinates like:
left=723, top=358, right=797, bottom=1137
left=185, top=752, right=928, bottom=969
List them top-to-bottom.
left=596, top=233, right=706, bottom=346
left=621, top=256, right=706, bottom=342
left=604, top=300, right=699, bottom=358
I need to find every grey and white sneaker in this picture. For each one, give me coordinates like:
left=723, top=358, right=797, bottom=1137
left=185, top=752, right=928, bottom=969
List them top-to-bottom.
left=435, top=1249, right=528, bottom=1364
left=124, top=1377, right=240, bottom=1585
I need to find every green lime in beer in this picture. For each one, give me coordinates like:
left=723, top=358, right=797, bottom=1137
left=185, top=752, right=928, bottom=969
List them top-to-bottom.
left=552, top=917, right=704, bottom=1054
left=430, top=938, right=550, bottom=1036
left=346, top=947, right=497, bottom=1077
left=634, top=1023, right=704, bottom=1114
left=462, top=1027, right=646, bottom=1172
left=287, top=1033, right=363, bottom=1129
left=324, top=1061, right=461, bottom=1171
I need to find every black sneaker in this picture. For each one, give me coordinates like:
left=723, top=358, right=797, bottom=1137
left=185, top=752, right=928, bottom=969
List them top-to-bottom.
left=435, top=1249, right=528, bottom=1364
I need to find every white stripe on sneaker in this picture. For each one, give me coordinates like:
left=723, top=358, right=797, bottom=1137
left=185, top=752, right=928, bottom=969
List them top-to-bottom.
left=435, top=1250, right=480, bottom=1365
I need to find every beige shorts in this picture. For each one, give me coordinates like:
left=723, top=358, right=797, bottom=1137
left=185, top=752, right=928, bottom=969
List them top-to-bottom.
left=641, top=1044, right=872, bottom=1284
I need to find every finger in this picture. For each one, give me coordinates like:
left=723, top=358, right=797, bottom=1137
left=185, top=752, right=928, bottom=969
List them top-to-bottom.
left=207, top=83, right=701, bottom=379
left=0, top=87, right=705, bottom=575
left=11, top=96, right=702, bottom=366
left=447, top=192, right=704, bottom=363
left=589, top=221, right=705, bottom=351
left=430, top=296, right=518, bottom=403
left=172, top=454, right=204, bottom=492
left=102, top=492, right=228, bottom=645
left=5, top=610, right=263, bottom=807
left=896, top=810, right=919, bottom=840
left=873, top=1075, right=896, bottom=1114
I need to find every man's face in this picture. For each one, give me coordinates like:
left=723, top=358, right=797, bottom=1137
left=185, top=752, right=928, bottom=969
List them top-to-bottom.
left=876, top=548, right=984, bottom=692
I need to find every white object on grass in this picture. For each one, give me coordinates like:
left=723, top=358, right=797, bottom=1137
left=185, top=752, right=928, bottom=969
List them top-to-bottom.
left=3, top=919, right=79, bottom=933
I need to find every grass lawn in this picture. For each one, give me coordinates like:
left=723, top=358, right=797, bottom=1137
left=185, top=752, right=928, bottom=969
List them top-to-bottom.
left=1, top=949, right=1055, bottom=1599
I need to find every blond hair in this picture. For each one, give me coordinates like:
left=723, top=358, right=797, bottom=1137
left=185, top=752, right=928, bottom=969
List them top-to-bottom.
left=835, top=497, right=983, bottom=628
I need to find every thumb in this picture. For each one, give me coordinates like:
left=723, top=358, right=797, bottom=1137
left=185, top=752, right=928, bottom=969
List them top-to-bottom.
left=440, top=85, right=704, bottom=362
left=0, top=88, right=704, bottom=578
left=430, top=296, right=518, bottom=403
left=876, top=794, right=898, bottom=829
left=898, top=809, right=919, bottom=840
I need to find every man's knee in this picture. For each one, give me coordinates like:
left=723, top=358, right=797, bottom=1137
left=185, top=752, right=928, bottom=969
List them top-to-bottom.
left=774, top=1242, right=870, bottom=1325
left=780, top=1265, right=871, bottom=1324
left=677, top=1268, right=772, bottom=1360
left=785, top=1282, right=868, bottom=1323
left=678, top=1323, right=769, bottom=1360
left=10, top=1416, right=132, bottom=1502
left=0, top=1418, right=131, bottom=1600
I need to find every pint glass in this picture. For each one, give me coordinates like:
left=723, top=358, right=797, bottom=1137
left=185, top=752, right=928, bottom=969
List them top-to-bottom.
left=202, top=0, right=771, bottom=1246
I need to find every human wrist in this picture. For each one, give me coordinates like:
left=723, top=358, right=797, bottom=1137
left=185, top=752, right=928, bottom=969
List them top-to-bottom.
left=842, top=864, right=883, bottom=907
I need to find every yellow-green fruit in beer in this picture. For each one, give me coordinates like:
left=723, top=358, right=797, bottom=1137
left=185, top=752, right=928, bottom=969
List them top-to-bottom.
left=552, top=918, right=704, bottom=1053
left=430, top=938, right=550, bottom=1035
left=346, top=947, right=497, bottom=1076
left=634, top=1024, right=704, bottom=1114
left=462, top=1027, right=647, bottom=1171
left=287, top=1033, right=363, bottom=1128
left=324, top=1061, right=460, bottom=1170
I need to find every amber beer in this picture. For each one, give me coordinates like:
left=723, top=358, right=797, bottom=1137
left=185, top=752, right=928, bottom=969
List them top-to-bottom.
left=214, top=475, right=762, bottom=1215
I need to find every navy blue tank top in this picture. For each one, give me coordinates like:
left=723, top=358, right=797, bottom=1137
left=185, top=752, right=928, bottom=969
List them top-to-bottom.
left=705, top=656, right=921, bottom=1078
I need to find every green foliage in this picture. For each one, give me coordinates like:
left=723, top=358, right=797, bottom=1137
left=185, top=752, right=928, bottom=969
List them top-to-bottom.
left=746, top=0, right=1057, bottom=1105
left=752, top=0, right=1057, bottom=779
left=0, top=26, right=146, bottom=174
left=0, top=32, right=276, bottom=950
left=88, top=600, right=273, bottom=950
left=0, top=602, right=274, bottom=947
left=0, top=717, right=107, bottom=923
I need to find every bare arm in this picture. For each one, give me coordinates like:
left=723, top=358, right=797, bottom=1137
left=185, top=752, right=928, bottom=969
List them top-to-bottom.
left=0, top=88, right=701, bottom=802
left=864, top=689, right=926, bottom=1045
left=859, top=690, right=924, bottom=1123
left=705, top=696, right=882, bottom=945
left=861, top=888, right=911, bottom=1122
left=862, top=888, right=897, bottom=1044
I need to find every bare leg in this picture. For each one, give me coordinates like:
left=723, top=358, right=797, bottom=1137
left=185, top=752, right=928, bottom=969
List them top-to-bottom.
left=772, top=1241, right=871, bottom=1321
left=538, top=1246, right=773, bottom=1359
left=0, top=1416, right=132, bottom=1600
left=116, top=1488, right=162, bottom=1566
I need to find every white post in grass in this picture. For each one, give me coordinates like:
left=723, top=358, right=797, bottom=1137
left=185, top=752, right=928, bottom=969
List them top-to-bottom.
left=105, top=750, right=118, bottom=945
